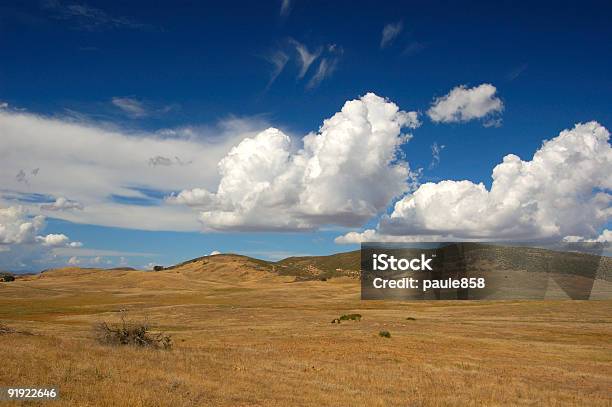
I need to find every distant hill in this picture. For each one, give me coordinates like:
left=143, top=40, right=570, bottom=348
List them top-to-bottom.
left=7, top=244, right=610, bottom=286
left=7, top=244, right=611, bottom=299
left=163, top=251, right=361, bottom=280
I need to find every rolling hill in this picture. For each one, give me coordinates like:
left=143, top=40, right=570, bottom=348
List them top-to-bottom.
left=163, top=250, right=361, bottom=280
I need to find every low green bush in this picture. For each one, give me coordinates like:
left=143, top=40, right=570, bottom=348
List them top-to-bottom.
left=331, top=313, right=362, bottom=324
left=339, top=313, right=361, bottom=321
left=379, top=330, right=391, bottom=338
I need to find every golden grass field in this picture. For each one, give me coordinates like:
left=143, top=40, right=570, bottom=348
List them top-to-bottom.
left=1, top=254, right=611, bottom=406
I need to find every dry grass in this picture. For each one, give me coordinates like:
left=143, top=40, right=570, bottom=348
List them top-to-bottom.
left=0, top=255, right=611, bottom=406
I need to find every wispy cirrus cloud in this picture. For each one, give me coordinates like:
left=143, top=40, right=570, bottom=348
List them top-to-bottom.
left=41, top=0, right=148, bottom=31
left=279, top=0, right=292, bottom=17
left=381, top=21, right=403, bottom=48
left=289, top=39, right=321, bottom=79
left=264, top=40, right=342, bottom=90
left=402, top=41, right=426, bottom=56
left=306, top=44, right=342, bottom=89
left=264, top=50, right=290, bottom=90
left=307, top=57, right=336, bottom=89
left=506, top=63, right=528, bottom=81
left=111, top=97, right=178, bottom=119
left=111, top=97, right=147, bottom=118
left=0, top=106, right=268, bottom=232
left=429, top=142, right=445, bottom=169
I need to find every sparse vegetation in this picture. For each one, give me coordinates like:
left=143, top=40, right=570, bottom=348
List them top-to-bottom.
left=275, top=251, right=361, bottom=279
left=0, top=255, right=610, bottom=406
left=0, top=272, right=15, bottom=282
left=94, top=313, right=171, bottom=349
left=331, top=313, right=362, bottom=323
left=406, top=317, right=416, bottom=321
left=0, top=322, right=32, bottom=336
left=379, top=330, right=391, bottom=338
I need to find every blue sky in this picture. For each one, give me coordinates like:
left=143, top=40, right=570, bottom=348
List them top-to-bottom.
left=0, top=0, right=611, bottom=271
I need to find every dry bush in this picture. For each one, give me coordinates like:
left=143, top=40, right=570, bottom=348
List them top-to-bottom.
left=94, top=312, right=171, bottom=349
left=0, top=322, right=33, bottom=335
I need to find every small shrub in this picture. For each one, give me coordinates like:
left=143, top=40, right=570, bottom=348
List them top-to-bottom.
left=153, top=265, right=164, bottom=271
left=1, top=275, right=15, bottom=282
left=94, top=313, right=171, bottom=349
left=331, top=313, right=362, bottom=324
left=406, top=317, right=416, bottom=321
left=0, top=322, right=32, bottom=335
left=379, top=330, right=391, bottom=338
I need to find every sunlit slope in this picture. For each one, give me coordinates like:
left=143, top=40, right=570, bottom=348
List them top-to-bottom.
left=275, top=250, right=360, bottom=278
left=166, top=251, right=362, bottom=280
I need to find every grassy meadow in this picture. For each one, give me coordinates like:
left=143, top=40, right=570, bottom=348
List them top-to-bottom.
left=1, top=255, right=611, bottom=406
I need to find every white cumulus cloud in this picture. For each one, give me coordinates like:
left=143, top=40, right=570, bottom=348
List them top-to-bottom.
left=427, top=83, right=503, bottom=124
left=170, top=93, right=421, bottom=231
left=374, top=122, right=611, bottom=240
left=41, top=197, right=84, bottom=211
left=0, top=205, right=83, bottom=269
left=0, top=206, right=45, bottom=245
left=335, top=229, right=448, bottom=244
left=564, top=229, right=611, bottom=243
left=36, top=233, right=70, bottom=247
left=67, top=256, right=80, bottom=265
